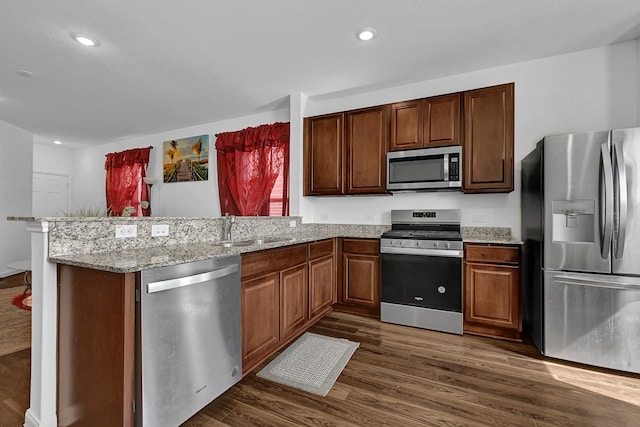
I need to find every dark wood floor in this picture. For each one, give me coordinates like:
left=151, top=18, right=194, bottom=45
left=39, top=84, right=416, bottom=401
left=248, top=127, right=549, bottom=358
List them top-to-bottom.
left=2, top=311, right=639, bottom=426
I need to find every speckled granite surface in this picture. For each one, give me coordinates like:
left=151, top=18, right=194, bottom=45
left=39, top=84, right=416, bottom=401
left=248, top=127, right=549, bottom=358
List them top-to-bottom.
left=9, top=215, right=519, bottom=271
left=10, top=216, right=391, bottom=273
left=461, top=227, right=522, bottom=244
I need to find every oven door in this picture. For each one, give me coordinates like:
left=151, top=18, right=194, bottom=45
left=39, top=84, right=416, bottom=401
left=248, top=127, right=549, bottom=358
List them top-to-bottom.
left=381, top=252, right=462, bottom=312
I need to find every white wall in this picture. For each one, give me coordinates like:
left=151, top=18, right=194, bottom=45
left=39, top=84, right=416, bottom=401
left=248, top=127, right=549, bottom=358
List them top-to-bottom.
left=299, top=40, right=640, bottom=239
left=71, top=109, right=289, bottom=217
left=0, top=119, right=33, bottom=277
left=33, top=136, right=74, bottom=175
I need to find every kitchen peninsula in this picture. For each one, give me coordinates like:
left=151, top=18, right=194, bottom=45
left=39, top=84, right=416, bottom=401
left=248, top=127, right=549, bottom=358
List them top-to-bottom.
left=9, top=215, right=389, bottom=427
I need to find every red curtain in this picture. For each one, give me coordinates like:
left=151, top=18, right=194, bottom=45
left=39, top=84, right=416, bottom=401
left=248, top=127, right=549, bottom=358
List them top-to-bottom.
left=215, top=122, right=289, bottom=216
left=105, top=147, right=152, bottom=216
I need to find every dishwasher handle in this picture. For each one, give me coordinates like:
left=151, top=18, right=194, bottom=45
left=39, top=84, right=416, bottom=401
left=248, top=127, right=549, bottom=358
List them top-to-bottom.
left=146, top=263, right=239, bottom=294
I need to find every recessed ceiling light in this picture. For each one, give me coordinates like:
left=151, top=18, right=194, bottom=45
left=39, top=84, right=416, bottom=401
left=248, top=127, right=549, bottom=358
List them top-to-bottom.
left=357, top=28, right=377, bottom=41
left=71, top=33, right=100, bottom=47
left=16, top=69, right=34, bottom=78
left=53, top=140, right=62, bottom=145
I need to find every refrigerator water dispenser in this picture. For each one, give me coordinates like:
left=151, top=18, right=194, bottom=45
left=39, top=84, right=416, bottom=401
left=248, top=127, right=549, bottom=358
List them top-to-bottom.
left=551, top=200, right=595, bottom=243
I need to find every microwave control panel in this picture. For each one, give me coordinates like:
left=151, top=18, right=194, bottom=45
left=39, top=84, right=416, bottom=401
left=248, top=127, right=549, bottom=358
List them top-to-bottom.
left=449, top=154, right=460, bottom=181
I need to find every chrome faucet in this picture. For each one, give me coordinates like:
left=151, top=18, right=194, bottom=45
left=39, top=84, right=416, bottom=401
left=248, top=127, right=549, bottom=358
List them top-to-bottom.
left=223, top=213, right=235, bottom=240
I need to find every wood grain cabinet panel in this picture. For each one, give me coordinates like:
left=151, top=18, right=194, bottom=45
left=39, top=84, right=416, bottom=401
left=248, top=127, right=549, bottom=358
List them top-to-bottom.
left=463, top=83, right=514, bottom=193
left=390, top=93, right=461, bottom=151
left=424, top=93, right=462, bottom=148
left=390, top=100, right=422, bottom=151
left=346, top=106, right=389, bottom=194
left=304, top=107, right=388, bottom=196
left=304, top=113, right=344, bottom=195
left=336, top=238, right=380, bottom=317
left=241, top=240, right=336, bottom=374
left=463, top=243, right=522, bottom=341
left=309, top=255, right=334, bottom=320
left=280, top=264, right=309, bottom=341
left=57, top=265, right=135, bottom=427
left=241, top=272, right=280, bottom=368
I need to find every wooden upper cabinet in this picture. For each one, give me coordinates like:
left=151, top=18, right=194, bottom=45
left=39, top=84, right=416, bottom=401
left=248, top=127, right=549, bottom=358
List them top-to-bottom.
left=463, top=83, right=514, bottom=193
left=390, top=93, right=461, bottom=151
left=424, top=93, right=462, bottom=148
left=390, top=100, right=422, bottom=151
left=304, top=106, right=388, bottom=196
left=345, top=106, right=389, bottom=194
left=304, top=113, right=344, bottom=195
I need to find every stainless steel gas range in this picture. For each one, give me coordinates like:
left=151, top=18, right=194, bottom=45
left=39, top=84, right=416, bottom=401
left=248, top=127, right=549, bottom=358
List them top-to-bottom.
left=380, top=209, right=463, bottom=334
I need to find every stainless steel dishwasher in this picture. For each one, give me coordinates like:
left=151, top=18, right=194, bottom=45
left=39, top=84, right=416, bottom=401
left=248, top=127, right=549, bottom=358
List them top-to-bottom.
left=136, top=255, right=242, bottom=427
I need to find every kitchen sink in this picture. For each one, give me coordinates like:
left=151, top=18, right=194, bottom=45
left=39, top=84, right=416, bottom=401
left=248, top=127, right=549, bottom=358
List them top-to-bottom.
left=214, top=236, right=296, bottom=248
left=254, top=236, right=295, bottom=245
left=214, top=239, right=256, bottom=247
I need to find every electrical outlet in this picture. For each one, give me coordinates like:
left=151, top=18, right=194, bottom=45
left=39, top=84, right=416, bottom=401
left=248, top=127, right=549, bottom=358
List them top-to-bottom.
left=365, top=213, right=375, bottom=222
left=320, top=214, right=329, bottom=221
left=472, top=215, right=487, bottom=223
left=115, top=224, right=137, bottom=238
left=152, top=224, right=169, bottom=237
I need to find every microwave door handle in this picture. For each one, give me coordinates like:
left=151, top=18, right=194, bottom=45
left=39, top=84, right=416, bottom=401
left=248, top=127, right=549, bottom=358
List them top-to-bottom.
left=613, top=138, right=627, bottom=259
left=599, top=142, right=614, bottom=259
left=443, top=153, right=449, bottom=181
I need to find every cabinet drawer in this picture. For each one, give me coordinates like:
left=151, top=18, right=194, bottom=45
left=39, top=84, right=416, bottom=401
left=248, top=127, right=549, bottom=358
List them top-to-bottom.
left=342, top=238, right=379, bottom=255
left=309, top=239, right=334, bottom=260
left=241, top=244, right=307, bottom=280
left=465, top=244, right=519, bottom=264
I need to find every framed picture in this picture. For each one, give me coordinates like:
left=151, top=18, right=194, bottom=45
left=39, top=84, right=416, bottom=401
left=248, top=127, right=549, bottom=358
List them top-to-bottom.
left=163, top=134, right=209, bottom=183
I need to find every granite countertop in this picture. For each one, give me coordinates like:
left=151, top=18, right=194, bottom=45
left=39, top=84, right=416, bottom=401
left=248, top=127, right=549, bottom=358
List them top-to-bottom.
left=33, top=217, right=521, bottom=273
left=49, top=226, right=388, bottom=273
left=461, top=227, right=522, bottom=245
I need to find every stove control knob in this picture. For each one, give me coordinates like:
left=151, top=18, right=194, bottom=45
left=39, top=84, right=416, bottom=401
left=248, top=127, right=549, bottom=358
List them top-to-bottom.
left=401, top=241, right=406, bottom=247
left=417, top=241, right=422, bottom=247
left=434, top=242, right=440, bottom=248
left=444, top=242, right=450, bottom=249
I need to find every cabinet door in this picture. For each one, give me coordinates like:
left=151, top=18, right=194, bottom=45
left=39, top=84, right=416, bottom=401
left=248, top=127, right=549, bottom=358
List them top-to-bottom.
left=463, top=83, right=514, bottom=192
left=424, top=93, right=461, bottom=147
left=390, top=100, right=423, bottom=151
left=345, top=106, right=388, bottom=194
left=304, top=114, right=344, bottom=195
left=342, top=253, right=380, bottom=308
left=309, top=255, right=334, bottom=320
left=464, top=263, right=520, bottom=335
left=280, top=264, right=308, bottom=341
left=242, top=272, right=279, bottom=369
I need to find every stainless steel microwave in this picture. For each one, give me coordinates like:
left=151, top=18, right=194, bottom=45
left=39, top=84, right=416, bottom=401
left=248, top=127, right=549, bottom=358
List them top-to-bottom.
left=386, top=145, right=462, bottom=191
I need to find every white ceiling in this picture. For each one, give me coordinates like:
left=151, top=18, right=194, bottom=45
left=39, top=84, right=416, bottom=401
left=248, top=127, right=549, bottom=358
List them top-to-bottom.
left=2, top=0, right=640, bottom=148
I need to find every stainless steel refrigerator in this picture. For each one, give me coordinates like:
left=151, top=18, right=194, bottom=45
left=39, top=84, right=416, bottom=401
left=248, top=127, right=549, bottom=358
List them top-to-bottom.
left=522, top=127, right=640, bottom=374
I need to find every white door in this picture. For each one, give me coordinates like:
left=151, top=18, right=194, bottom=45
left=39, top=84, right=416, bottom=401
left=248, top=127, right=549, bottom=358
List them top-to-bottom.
left=33, top=173, right=69, bottom=216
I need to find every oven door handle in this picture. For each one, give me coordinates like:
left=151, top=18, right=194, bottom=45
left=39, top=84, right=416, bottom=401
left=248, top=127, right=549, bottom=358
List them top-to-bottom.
left=380, top=246, right=463, bottom=258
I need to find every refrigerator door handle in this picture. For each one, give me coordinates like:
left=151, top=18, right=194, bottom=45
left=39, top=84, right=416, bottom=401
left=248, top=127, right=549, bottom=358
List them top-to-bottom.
left=612, top=138, right=627, bottom=259
left=599, top=142, right=614, bottom=259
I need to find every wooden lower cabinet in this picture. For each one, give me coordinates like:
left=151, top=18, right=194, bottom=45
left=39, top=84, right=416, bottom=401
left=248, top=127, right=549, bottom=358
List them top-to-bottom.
left=335, top=238, right=380, bottom=317
left=308, top=239, right=335, bottom=320
left=241, top=240, right=335, bottom=374
left=463, top=243, right=522, bottom=341
left=280, top=264, right=309, bottom=341
left=241, top=272, right=280, bottom=369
